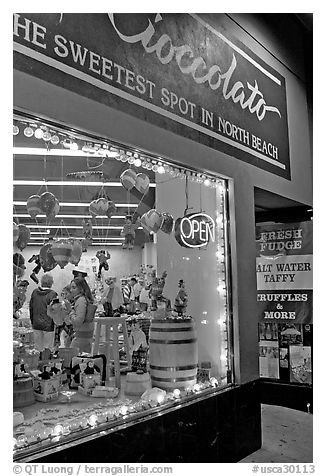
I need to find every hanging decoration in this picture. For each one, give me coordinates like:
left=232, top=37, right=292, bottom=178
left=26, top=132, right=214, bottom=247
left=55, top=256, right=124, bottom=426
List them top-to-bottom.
left=120, top=169, right=137, bottom=191
left=135, top=173, right=150, bottom=195
left=39, top=192, right=57, bottom=219
left=26, top=195, right=42, bottom=219
left=48, top=198, right=60, bottom=220
left=89, top=198, right=109, bottom=217
left=106, top=200, right=117, bottom=219
left=140, top=209, right=163, bottom=233
left=160, top=213, right=174, bottom=234
left=120, top=215, right=140, bottom=250
left=81, top=220, right=93, bottom=251
left=13, top=222, right=19, bottom=244
left=16, top=224, right=30, bottom=251
left=51, top=239, right=73, bottom=269
left=69, top=239, right=83, bottom=266
left=39, top=243, right=57, bottom=272
left=96, top=250, right=111, bottom=278
left=28, top=254, right=42, bottom=284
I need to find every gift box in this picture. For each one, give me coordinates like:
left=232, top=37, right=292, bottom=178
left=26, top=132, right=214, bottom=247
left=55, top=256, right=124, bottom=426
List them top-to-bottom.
left=197, top=368, right=211, bottom=383
left=80, top=372, right=101, bottom=390
left=33, top=375, right=60, bottom=402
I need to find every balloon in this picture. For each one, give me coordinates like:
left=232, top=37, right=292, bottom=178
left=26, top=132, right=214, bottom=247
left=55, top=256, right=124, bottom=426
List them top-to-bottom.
left=120, top=169, right=137, bottom=191
left=135, top=173, right=150, bottom=195
left=40, top=192, right=57, bottom=217
left=27, top=195, right=42, bottom=219
left=47, top=198, right=60, bottom=220
left=89, top=198, right=108, bottom=216
left=106, top=200, right=117, bottom=218
left=140, top=209, right=163, bottom=233
left=160, top=213, right=174, bottom=234
left=13, top=222, right=19, bottom=244
left=16, top=224, right=30, bottom=251
left=69, top=239, right=83, bottom=265
left=51, top=240, right=73, bottom=269
left=39, top=243, right=57, bottom=272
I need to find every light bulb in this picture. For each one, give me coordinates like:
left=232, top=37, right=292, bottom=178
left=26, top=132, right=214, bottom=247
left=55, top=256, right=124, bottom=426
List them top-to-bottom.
left=13, top=125, right=19, bottom=135
left=24, top=126, right=34, bottom=137
left=34, top=128, right=44, bottom=139
left=42, top=131, right=51, bottom=141
left=50, top=135, right=60, bottom=145
left=70, top=141, right=79, bottom=150
left=120, top=155, right=128, bottom=163
left=128, top=156, right=135, bottom=164
left=134, top=158, right=142, bottom=167
left=152, top=164, right=159, bottom=172
left=157, top=165, right=165, bottom=174
left=204, top=178, right=211, bottom=187
left=173, top=388, right=181, bottom=398
left=156, top=393, right=165, bottom=404
left=120, top=405, right=128, bottom=416
left=88, top=414, right=97, bottom=426
left=53, top=424, right=63, bottom=436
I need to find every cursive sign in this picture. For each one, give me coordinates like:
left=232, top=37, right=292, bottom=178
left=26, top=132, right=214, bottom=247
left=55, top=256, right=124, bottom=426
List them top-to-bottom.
left=108, top=13, right=281, bottom=122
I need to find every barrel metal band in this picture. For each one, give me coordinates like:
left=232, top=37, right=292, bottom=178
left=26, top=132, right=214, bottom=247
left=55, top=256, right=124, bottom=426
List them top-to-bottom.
left=149, top=338, right=197, bottom=344
left=150, top=364, right=198, bottom=371
left=151, top=376, right=197, bottom=383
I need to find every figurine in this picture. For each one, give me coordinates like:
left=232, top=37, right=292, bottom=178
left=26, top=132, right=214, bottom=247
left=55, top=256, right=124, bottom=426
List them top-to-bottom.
left=121, top=215, right=140, bottom=250
left=96, top=250, right=111, bottom=278
left=149, top=271, right=168, bottom=311
left=174, top=280, right=188, bottom=316
left=128, top=319, right=148, bottom=373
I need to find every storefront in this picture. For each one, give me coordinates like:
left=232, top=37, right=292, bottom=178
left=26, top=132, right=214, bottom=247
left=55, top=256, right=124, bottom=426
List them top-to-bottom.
left=13, top=13, right=312, bottom=462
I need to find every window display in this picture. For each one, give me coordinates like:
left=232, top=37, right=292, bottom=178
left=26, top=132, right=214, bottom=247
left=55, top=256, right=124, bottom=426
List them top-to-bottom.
left=13, top=111, right=233, bottom=460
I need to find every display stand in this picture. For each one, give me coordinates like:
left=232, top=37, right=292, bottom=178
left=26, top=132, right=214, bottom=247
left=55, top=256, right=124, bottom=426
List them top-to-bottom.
left=92, top=316, right=131, bottom=388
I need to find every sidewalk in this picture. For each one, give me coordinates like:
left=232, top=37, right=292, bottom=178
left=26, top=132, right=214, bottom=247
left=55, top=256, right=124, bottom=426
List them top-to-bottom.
left=239, top=404, right=313, bottom=463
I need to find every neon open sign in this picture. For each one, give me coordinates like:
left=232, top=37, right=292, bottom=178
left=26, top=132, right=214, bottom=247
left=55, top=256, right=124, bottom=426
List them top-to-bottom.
left=175, top=212, right=215, bottom=248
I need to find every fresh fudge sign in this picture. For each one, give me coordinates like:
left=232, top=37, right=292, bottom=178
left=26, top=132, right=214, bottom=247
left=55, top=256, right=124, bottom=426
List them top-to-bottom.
left=13, top=13, right=290, bottom=178
left=256, top=222, right=312, bottom=323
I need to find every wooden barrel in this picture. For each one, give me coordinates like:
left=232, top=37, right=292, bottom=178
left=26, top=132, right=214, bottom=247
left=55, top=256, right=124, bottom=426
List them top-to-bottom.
left=149, top=318, right=198, bottom=390
left=13, top=377, right=35, bottom=408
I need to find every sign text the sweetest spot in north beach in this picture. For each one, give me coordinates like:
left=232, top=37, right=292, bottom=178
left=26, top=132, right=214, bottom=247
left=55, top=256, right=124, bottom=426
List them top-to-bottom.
left=13, top=13, right=290, bottom=177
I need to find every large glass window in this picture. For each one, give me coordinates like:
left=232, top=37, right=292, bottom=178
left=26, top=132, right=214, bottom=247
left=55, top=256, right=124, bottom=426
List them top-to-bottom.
left=13, top=111, right=233, bottom=459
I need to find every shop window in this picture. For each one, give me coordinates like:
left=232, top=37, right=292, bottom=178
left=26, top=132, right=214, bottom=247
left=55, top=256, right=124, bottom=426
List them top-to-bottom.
left=13, top=111, right=233, bottom=458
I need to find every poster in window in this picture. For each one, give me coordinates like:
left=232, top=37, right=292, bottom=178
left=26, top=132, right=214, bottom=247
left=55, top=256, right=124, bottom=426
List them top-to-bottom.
left=259, top=322, right=278, bottom=341
left=279, top=324, right=303, bottom=347
left=259, top=340, right=280, bottom=379
left=289, top=345, right=312, bottom=384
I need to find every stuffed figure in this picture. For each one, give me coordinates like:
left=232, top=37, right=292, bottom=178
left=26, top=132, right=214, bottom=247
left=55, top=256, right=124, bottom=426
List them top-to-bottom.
left=121, top=215, right=140, bottom=250
left=82, top=219, right=93, bottom=240
left=96, top=250, right=111, bottom=278
left=28, top=254, right=41, bottom=284
left=149, top=271, right=168, bottom=311
left=174, top=279, right=188, bottom=316
left=13, top=280, right=29, bottom=319
left=128, top=319, right=148, bottom=373
left=39, top=365, right=53, bottom=380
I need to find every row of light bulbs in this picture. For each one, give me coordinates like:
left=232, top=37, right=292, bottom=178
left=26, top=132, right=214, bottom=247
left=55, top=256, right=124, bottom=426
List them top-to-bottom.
left=13, top=120, right=223, bottom=189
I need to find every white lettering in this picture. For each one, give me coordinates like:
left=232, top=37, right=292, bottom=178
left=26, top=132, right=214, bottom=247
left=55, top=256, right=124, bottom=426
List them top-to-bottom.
left=108, top=14, right=282, bottom=122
